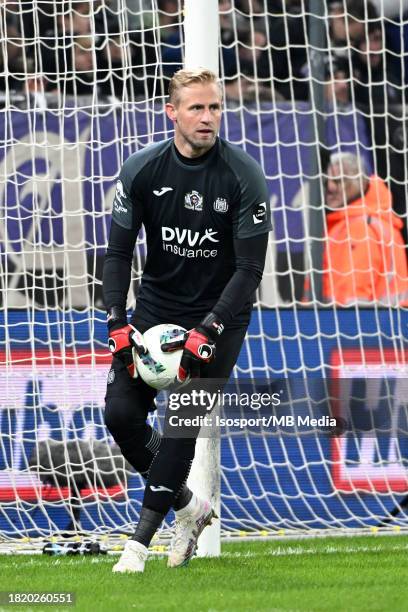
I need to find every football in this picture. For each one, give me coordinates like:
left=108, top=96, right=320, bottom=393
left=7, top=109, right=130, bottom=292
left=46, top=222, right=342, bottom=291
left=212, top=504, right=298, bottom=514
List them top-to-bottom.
left=133, top=324, right=187, bottom=390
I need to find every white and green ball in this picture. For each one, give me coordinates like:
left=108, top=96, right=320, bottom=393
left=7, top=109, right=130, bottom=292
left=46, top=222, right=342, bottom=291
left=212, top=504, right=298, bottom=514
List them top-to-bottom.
left=133, top=324, right=186, bottom=390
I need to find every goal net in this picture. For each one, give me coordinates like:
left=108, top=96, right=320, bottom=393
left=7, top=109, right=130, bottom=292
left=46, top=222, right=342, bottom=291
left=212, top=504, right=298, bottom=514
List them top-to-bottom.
left=1, top=0, right=408, bottom=551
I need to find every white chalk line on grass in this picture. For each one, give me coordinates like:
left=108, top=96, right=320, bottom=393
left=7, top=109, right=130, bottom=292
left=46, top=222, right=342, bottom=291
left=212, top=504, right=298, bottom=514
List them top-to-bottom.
left=2, top=542, right=408, bottom=569
left=222, top=542, right=408, bottom=558
left=0, top=555, right=166, bottom=569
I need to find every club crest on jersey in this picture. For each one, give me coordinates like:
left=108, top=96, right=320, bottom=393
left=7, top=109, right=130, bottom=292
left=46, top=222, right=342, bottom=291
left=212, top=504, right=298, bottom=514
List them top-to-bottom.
left=184, top=190, right=203, bottom=211
left=213, top=197, right=228, bottom=213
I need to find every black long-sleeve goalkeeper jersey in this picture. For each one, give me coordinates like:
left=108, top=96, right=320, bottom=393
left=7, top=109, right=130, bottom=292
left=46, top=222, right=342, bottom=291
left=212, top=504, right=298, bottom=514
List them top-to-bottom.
left=103, top=137, right=271, bottom=329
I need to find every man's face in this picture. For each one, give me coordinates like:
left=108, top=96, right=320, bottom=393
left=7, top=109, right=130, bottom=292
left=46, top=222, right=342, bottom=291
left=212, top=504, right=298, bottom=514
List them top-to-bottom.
left=62, top=2, right=92, bottom=34
left=359, top=29, right=383, bottom=68
left=74, top=38, right=95, bottom=84
left=324, top=69, right=350, bottom=105
left=165, top=82, right=222, bottom=157
left=326, top=163, right=361, bottom=209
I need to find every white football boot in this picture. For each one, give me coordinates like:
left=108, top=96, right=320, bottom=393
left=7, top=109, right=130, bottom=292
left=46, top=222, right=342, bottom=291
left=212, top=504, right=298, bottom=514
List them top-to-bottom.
left=167, top=495, right=216, bottom=568
left=112, top=540, right=148, bottom=573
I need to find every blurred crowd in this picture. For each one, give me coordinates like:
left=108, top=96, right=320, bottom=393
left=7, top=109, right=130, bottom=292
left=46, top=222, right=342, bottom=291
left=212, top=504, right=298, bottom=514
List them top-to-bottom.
left=0, top=0, right=408, bottom=107
left=0, top=0, right=159, bottom=100
left=219, top=0, right=407, bottom=108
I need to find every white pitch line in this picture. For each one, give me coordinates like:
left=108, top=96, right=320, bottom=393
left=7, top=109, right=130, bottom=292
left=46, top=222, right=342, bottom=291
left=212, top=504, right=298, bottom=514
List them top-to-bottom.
left=2, top=542, right=408, bottom=568
left=222, top=543, right=408, bottom=558
left=0, top=555, right=166, bottom=569
left=0, top=557, right=113, bottom=569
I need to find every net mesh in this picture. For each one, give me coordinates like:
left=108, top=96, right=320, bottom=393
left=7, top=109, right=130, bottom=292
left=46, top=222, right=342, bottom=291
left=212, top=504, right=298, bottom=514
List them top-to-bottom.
left=1, top=0, right=408, bottom=548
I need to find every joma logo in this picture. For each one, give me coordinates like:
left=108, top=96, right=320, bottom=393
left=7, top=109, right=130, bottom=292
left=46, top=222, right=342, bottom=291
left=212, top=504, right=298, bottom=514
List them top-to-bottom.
left=161, top=226, right=219, bottom=246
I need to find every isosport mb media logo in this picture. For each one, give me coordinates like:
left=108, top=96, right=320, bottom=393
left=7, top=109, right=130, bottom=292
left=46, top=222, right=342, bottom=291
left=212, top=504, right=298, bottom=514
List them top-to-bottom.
left=161, top=226, right=219, bottom=258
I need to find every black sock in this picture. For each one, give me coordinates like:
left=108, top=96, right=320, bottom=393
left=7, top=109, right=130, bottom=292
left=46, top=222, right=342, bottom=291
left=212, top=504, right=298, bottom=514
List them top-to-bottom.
left=173, top=484, right=193, bottom=511
left=131, top=507, right=164, bottom=548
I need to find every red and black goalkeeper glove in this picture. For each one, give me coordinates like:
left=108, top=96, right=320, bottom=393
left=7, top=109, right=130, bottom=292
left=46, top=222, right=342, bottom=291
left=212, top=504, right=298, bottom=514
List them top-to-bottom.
left=107, top=309, right=146, bottom=378
left=177, top=313, right=224, bottom=384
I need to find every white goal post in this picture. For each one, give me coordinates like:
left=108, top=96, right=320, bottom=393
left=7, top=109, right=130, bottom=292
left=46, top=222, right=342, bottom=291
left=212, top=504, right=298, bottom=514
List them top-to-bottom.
left=1, top=0, right=408, bottom=554
left=183, top=0, right=221, bottom=558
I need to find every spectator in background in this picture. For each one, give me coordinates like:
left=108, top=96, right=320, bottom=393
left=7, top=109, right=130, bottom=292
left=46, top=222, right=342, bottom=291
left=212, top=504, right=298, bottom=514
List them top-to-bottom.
left=156, top=0, right=179, bottom=32
left=157, top=0, right=182, bottom=78
left=219, top=0, right=240, bottom=77
left=236, top=0, right=264, bottom=14
left=266, top=0, right=309, bottom=100
left=329, top=0, right=367, bottom=57
left=40, top=1, right=96, bottom=93
left=59, top=1, right=95, bottom=35
left=96, top=10, right=159, bottom=100
left=0, top=14, right=25, bottom=94
left=386, top=14, right=408, bottom=87
left=352, top=18, right=402, bottom=108
left=225, top=26, right=283, bottom=104
left=98, top=32, right=133, bottom=99
left=64, top=35, right=98, bottom=96
left=324, top=55, right=351, bottom=106
left=307, top=152, right=408, bottom=306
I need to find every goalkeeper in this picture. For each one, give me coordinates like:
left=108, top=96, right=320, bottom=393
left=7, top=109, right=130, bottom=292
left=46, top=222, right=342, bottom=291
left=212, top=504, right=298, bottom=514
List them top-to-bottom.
left=102, top=68, right=271, bottom=573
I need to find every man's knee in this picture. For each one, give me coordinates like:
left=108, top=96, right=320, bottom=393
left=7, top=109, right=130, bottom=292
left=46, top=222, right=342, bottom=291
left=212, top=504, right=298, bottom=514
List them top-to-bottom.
left=104, top=397, right=146, bottom=442
left=105, top=400, right=160, bottom=473
left=159, top=437, right=196, bottom=462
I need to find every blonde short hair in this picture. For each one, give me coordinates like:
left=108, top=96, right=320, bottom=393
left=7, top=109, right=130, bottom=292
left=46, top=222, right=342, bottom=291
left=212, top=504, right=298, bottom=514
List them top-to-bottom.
left=168, top=68, right=222, bottom=104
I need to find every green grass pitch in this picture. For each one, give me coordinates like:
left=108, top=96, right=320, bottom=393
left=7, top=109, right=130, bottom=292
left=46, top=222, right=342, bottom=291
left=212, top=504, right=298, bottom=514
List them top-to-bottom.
left=1, top=535, right=408, bottom=611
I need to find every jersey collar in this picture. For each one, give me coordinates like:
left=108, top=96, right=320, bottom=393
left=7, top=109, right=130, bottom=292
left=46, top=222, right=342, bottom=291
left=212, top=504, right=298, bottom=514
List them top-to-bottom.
left=172, top=138, right=219, bottom=168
